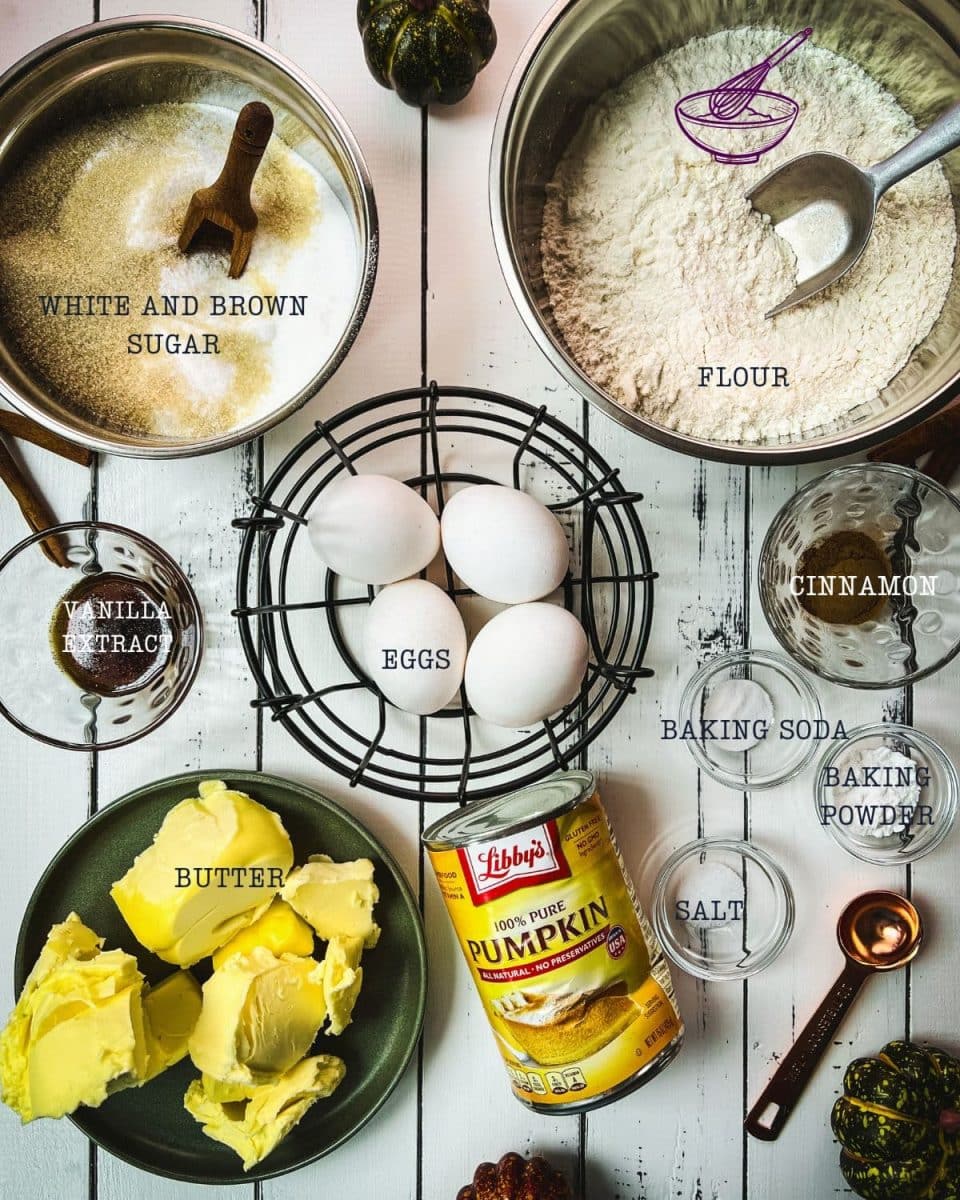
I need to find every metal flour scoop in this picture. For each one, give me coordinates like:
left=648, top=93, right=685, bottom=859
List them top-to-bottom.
left=749, top=101, right=960, bottom=318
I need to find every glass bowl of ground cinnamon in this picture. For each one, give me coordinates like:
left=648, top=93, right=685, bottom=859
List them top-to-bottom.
left=759, top=465, right=960, bottom=688
left=0, top=521, right=202, bottom=749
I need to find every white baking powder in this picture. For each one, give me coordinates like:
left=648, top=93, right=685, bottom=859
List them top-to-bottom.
left=541, top=29, right=957, bottom=443
left=827, top=743, right=923, bottom=838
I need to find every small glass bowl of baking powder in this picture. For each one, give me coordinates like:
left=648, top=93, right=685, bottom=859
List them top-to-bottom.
left=679, top=648, right=823, bottom=790
left=814, top=723, right=958, bottom=865
left=651, top=838, right=795, bottom=981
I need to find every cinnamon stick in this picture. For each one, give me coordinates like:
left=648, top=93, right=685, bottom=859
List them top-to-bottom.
left=868, top=402, right=960, bottom=467
left=0, top=410, right=93, bottom=466
left=0, top=439, right=70, bottom=567
left=922, top=444, right=960, bottom=488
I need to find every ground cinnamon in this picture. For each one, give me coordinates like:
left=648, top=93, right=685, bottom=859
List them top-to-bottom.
left=794, top=531, right=893, bottom=625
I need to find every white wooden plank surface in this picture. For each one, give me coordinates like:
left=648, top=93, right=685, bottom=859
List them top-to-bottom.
left=89, top=0, right=261, bottom=1195
left=259, top=0, right=424, bottom=1195
left=0, top=1, right=957, bottom=1198
left=423, top=3, right=587, bottom=1194
left=0, top=5, right=100, bottom=1199
left=745, top=464, right=905, bottom=1200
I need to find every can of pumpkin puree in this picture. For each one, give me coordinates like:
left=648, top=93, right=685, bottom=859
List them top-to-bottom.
left=423, top=770, right=683, bottom=1112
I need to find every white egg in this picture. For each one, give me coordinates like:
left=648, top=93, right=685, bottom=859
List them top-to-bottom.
left=308, top=474, right=440, bottom=585
left=440, top=484, right=570, bottom=603
left=364, top=579, right=467, bottom=716
left=464, top=603, right=589, bottom=728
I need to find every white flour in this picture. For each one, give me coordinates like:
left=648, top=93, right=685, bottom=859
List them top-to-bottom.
left=541, top=29, right=957, bottom=443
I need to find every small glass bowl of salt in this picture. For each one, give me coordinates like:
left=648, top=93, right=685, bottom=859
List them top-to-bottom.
left=679, top=648, right=822, bottom=790
left=814, top=724, right=958, bottom=865
left=651, top=838, right=795, bottom=981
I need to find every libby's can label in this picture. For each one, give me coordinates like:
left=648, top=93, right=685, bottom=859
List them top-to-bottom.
left=423, top=771, right=683, bottom=1111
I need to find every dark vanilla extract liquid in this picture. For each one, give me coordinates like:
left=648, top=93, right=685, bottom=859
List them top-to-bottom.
left=50, top=574, right=173, bottom=696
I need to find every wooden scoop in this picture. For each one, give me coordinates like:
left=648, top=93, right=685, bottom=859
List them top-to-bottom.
left=178, top=101, right=274, bottom=279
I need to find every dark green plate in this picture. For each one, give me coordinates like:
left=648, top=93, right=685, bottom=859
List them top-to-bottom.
left=14, top=770, right=427, bottom=1184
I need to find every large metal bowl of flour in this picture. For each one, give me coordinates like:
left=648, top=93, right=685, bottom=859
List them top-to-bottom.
left=491, top=0, right=960, bottom=464
left=0, top=17, right=377, bottom=458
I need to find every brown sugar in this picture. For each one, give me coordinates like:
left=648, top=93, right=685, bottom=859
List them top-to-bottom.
left=0, top=103, right=329, bottom=440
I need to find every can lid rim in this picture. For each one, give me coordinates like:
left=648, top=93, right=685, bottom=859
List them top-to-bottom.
left=421, top=769, right=596, bottom=849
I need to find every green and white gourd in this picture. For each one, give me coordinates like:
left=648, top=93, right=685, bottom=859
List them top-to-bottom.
left=357, top=0, right=497, bottom=107
left=833, top=1041, right=960, bottom=1200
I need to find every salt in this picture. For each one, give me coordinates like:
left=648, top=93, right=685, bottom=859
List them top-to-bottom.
left=671, top=860, right=746, bottom=931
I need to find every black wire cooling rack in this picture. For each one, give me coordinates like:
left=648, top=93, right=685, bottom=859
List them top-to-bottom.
left=233, top=383, right=656, bottom=803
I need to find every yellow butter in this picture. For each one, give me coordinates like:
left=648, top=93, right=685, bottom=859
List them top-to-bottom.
left=110, top=780, right=294, bottom=966
left=281, top=855, right=380, bottom=946
left=212, top=898, right=313, bottom=970
left=0, top=915, right=147, bottom=1122
left=322, top=936, right=365, bottom=1036
left=188, top=947, right=326, bottom=1086
left=141, top=970, right=202, bottom=1082
left=184, top=1054, right=345, bottom=1171
left=200, top=1072, right=259, bottom=1103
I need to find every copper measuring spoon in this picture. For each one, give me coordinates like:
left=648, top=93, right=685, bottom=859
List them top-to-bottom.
left=745, top=890, right=922, bottom=1141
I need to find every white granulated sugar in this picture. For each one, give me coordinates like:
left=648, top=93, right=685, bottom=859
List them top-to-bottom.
left=541, top=29, right=957, bottom=443
left=0, top=103, right=360, bottom=440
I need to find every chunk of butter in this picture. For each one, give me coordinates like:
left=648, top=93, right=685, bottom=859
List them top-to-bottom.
left=110, top=780, right=294, bottom=966
left=282, top=855, right=380, bottom=946
left=212, top=898, right=314, bottom=970
left=0, top=914, right=147, bottom=1122
left=322, top=936, right=365, bottom=1036
left=188, top=947, right=326, bottom=1086
left=141, top=970, right=202, bottom=1083
left=184, top=1054, right=346, bottom=1171
left=199, top=1073, right=259, bottom=1104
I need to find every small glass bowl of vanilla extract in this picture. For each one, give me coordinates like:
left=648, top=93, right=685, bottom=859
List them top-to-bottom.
left=0, top=521, right=202, bottom=749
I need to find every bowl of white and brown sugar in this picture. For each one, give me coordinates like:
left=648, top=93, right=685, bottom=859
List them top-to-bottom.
left=491, top=0, right=960, bottom=463
left=0, top=16, right=377, bottom=457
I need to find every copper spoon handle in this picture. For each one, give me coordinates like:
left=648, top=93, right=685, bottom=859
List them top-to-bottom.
left=745, top=959, right=872, bottom=1141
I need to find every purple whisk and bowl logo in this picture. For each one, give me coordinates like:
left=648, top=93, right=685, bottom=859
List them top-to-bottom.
left=675, top=27, right=812, bottom=164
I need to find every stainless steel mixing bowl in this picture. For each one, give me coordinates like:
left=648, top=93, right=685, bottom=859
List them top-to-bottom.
left=491, top=0, right=960, bottom=463
left=0, top=17, right=378, bottom=458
